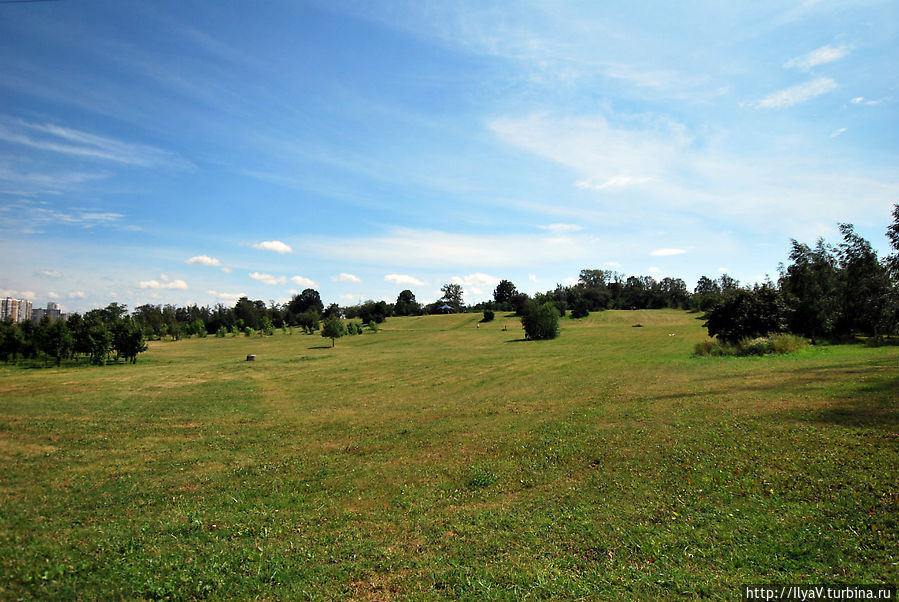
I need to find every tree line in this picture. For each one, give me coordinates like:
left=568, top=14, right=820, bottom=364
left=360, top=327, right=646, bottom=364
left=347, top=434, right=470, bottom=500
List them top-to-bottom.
left=3, top=205, right=895, bottom=365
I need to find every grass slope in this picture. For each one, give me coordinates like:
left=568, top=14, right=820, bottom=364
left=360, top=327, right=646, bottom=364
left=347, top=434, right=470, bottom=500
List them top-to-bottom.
left=0, top=310, right=896, bottom=600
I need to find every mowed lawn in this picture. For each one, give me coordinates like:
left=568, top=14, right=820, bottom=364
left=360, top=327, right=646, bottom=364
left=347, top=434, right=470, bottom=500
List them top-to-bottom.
left=0, top=310, right=896, bottom=600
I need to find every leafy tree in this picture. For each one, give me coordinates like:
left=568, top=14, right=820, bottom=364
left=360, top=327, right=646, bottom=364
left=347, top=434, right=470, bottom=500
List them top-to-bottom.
left=887, top=203, right=899, bottom=277
left=837, top=223, right=893, bottom=339
left=780, top=239, right=840, bottom=343
left=493, top=280, right=517, bottom=305
left=439, top=283, right=464, bottom=310
left=704, top=285, right=786, bottom=344
left=288, top=289, right=324, bottom=318
left=394, top=290, right=420, bottom=316
left=510, top=292, right=530, bottom=316
left=234, top=297, right=262, bottom=330
left=570, top=299, right=590, bottom=319
left=353, top=300, right=388, bottom=324
left=521, top=301, right=560, bottom=340
left=322, top=303, right=342, bottom=319
left=482, top=310, right=495, bottom=322
left=296, top=312, right=320, bottom=334
left=259, top=315, right=275, bottom=336
left=321, top=316, right=347, bottom=347
left=40, top=318, right=74, bottom=366
left=112, top=318, right=147, bottom=364
left=0, top=319, right=23, bottom=363
left=86, top=323, right=113, bottom=365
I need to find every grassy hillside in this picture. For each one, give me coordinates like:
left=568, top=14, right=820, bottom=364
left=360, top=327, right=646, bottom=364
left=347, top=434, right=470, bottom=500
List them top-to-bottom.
left=1, top=310, right=896, bottom=600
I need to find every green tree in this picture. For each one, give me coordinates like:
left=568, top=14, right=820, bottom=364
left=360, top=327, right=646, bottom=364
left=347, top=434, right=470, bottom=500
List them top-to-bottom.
left=837, top=223, right=893, bottom=339
left=780, top=238, right=840, bottom=343
left=493, top=280, right=517, bottom=305
left=439, top=283, right=464, bottom=310
left=704, top=285, right=786, bottom=344
left=394, top=290, right=420, bottom=316
left=521, top=301, right=560, bottom=340
left=321, top=316, right=347, bottom=347
left=40, top=318, right=74, bottom=366
left=112, top=318, right=147, bottom=364
left=0, top=319, right=23, bottom=363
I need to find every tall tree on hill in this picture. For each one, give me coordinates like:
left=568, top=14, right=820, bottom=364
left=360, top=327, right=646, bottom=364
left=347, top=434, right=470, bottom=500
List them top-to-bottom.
left=493, top=279, right=517, bottom=306
left=440, top=283, right=464, bottom=310
left=394, top=289, right=420, bottom=316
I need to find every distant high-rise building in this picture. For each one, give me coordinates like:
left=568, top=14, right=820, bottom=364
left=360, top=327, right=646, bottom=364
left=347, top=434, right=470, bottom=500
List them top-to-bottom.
left=1, top=298, right=32, bottom=323
left=31, top=301, right=64, bottom=324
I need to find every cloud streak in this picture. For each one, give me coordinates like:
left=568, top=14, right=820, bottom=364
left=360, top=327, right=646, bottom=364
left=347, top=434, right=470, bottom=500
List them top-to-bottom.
left=757, top=78, right=838, bottom=109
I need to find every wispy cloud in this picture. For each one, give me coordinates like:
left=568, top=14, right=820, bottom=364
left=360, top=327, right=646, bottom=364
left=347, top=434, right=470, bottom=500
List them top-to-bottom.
left=784, top=45, right=851, bottom=70
left=757, top=78, right=838, bottom=109
left=0, top=117, right=189, bottom=169
left=830, top=127, right=847, bottom=138
left=575, top=176, right=653, bottom=190
left=538, top=223, right=583, bottom=233
left=253, top=240, right=292, bottom=253
left=651, top=248, right=686, bottom=256
left=186, top=254, right=221, bottom=266
left=249, top=272, right=286, bottom=285
left=332, top=273, right=361, bottom=283
left=384, top=273, right=427, bottom=286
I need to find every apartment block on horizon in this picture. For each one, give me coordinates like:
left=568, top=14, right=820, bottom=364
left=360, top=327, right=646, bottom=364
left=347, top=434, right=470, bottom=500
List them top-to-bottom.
left=1, top=297, right=33, bottom=323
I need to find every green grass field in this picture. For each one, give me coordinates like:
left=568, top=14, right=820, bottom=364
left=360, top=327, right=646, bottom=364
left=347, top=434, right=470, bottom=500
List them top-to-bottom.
left=1, top=310, right=896, bottom=600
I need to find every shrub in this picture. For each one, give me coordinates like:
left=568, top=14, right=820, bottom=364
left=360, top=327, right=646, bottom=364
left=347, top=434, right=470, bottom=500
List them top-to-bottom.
left=570, top=300, right=589, bottom=319
left=521, top=302, right=560, bottom=341
left=482, top=310, right=495, bottom=322
left=367, top=321, right=380, bottom=333
left=215, top=326, right=227, bottom=338
left=770, top=333, right=808, bottom=354
left=694, top=334, right=807, bottom=357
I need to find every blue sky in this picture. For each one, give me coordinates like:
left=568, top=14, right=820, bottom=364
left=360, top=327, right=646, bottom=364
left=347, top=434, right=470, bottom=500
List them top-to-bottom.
left=1, top=0, right=897, bottom=312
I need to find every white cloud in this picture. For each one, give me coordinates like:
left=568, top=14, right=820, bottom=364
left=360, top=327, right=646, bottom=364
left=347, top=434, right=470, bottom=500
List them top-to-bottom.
left=784, top=45, right=850, bottom=70
left=757, top=78, right=838, bottom=109
left=851, top=97, right=864, bottom=104
left=830, top=127, right=847, bottom=138
left=575, top=175, right=653, bottom=190
left=538, top=223, right=583, bottom=233
left=253, top=240, right=292, bottom=254
left=650, top=248, right=686, bottom=256
left=186, top=254, right=221, bottom=266
left=606, top=261, right=621, bottom=268
left=648, top=266, right=662, bottom=275
left=220, top=267, right=232, bottom=274
left=717, top=267, right=728, bottom=273
left=37, top=269, right=61, bottom=278
left=249, top=272, right=286, bottom=285
left=332, top=272, right=361, bottom=283
left=385, top=273, right=427, bottom=286
left=451, top=273, right=501, bottom=289
left=528, top=274, right=538, bottom=282
left=290, top=275, right=317, bottom=287
left=562, top=277, right=578, bottom=285
left=139, top=279, right=188, bottom=290
left=1, top=289, right=36, bottom=299
left=207, top=290, right=246, bottom=301
left=47, top=291, right=60, bottom=299
left=69, top=291, right=85, bottom=299
left=340, top=293, right=357, bottom=301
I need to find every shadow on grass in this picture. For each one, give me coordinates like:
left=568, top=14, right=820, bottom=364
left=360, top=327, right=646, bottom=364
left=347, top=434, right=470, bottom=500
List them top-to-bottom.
left=504, top=338, right=529, bottom=343
left=307, top=345, right=333, bottom=350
